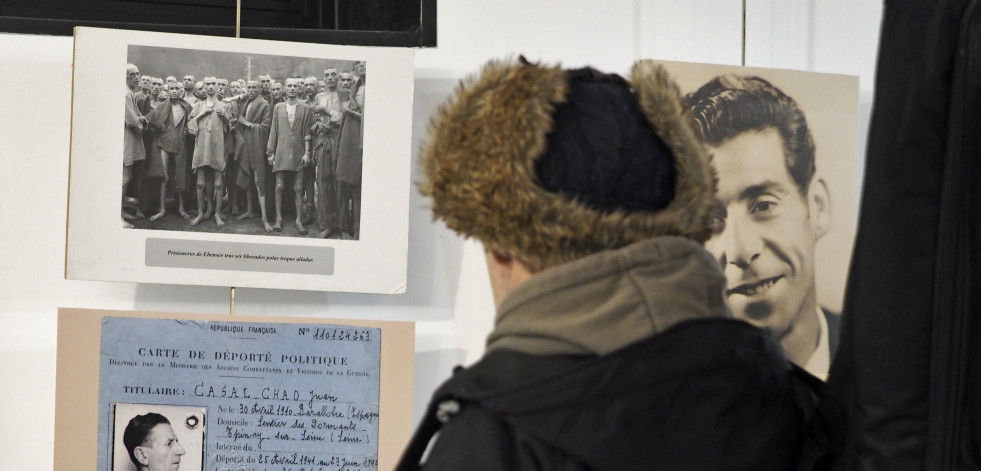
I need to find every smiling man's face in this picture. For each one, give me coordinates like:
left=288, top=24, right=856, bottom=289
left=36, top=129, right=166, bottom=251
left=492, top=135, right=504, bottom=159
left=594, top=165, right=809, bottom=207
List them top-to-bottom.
left=706, top=128, right=822, bottom=342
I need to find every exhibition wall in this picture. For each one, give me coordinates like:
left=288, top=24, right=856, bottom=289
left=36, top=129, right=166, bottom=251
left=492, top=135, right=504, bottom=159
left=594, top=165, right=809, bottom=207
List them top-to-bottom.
left=0, top=1, right=881, bottom=469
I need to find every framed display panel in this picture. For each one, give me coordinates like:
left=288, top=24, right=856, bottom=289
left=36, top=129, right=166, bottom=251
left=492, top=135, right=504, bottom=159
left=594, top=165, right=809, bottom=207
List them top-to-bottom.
left=0, top=0, right=436, bottom=48
left=66, top=27, right=414, bottom=293
left=54, top=307, right=414, bottom=471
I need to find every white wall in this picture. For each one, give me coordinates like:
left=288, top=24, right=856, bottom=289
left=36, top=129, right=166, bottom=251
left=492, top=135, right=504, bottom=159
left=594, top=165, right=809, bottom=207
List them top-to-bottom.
left=0, top=1, right=882, bottom=469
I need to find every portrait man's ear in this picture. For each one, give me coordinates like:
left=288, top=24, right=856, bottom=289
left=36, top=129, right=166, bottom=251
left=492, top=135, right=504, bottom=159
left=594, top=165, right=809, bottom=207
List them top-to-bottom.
left=807, top=177, right=832, bottom=239
left=134, top=445, right=149, bottom=466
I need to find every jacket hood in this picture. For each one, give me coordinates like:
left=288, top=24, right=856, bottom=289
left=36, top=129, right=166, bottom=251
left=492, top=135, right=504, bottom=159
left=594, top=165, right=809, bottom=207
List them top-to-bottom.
left=487, top=236, right=730, bottom=356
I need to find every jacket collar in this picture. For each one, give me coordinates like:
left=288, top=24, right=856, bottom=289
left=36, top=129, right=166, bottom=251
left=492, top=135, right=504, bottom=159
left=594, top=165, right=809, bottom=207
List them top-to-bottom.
left=487, top=237, right=730, bottom=356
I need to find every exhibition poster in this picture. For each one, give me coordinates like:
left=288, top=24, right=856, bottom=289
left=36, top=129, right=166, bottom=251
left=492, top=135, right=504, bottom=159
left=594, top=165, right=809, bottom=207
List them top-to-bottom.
left=54, top=308, right=414, bottom=471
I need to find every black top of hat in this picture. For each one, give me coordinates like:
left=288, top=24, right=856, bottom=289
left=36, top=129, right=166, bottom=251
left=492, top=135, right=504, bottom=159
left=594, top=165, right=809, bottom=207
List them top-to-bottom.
left=535, top=67, right=677, bottom=214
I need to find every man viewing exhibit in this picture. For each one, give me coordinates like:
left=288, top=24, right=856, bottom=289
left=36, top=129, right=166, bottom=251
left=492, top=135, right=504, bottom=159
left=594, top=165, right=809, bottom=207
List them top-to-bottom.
left=397, top=57, right=807, bottom=471
left=686, top=75, right=838, bottom=379
left=122, top=413, right=186, bottom=471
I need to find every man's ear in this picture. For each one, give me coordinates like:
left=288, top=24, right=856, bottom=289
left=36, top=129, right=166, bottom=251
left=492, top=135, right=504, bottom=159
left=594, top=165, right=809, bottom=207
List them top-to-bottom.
left=807, top=177, right=832, bottom=239
left=488, top=250, right=513, bottom=267
left=135, top=445, right=149, bottom=466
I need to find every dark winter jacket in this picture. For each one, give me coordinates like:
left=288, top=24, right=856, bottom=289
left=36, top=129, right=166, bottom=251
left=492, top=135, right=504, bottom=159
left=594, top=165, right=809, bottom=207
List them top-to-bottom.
left=398, top=238, right=810, bottom=471
left=399, top=319, right=806, bottom=471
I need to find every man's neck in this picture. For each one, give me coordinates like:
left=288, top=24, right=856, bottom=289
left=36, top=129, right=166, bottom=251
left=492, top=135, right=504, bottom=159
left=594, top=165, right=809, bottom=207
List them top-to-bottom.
left=206, top=95, right=218, bottom=104
left=286, top=97, right=298, bottom=105
left=779, top=295, right=820, bottom=366
left=802, top=306, right=831, bottom=379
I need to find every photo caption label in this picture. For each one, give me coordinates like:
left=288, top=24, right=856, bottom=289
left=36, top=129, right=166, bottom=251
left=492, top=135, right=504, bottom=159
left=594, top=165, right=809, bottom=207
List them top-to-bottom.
left=145, top=238, right=334, bottom=275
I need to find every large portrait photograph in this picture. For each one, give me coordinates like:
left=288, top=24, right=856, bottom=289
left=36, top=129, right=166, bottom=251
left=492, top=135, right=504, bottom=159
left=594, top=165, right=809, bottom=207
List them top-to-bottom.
left=66, top=28, right=414, bottom=293
left=659, top=61, right=860, bottom=379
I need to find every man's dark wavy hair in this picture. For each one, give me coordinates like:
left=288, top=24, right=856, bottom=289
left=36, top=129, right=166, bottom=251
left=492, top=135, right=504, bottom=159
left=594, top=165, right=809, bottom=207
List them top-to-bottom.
left=686, top=74, right=816, bottom=195
left=122, top=412, right=170, bottom=467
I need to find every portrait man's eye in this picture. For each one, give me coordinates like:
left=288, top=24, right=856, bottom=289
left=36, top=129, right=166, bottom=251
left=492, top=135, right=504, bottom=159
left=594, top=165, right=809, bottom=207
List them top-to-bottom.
left=749, top=197, right=778, bottom=216
left=710, top=204, right=727, bottom=234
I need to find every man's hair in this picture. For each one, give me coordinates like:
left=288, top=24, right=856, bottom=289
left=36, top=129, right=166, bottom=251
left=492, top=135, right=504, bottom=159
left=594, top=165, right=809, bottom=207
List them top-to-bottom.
left=686, top=75, right=816, bottom=194
left=122, top=412, right=170, bottom=467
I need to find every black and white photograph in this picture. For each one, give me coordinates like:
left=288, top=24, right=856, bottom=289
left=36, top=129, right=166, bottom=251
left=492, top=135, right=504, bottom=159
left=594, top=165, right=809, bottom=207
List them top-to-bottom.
left=67, top=28, right=413, bottom=293
left=123, top=46, right=365, bottom=240
left=659, top=61, right=860, bottom=380
left=111, top=403, right=206, bottom=471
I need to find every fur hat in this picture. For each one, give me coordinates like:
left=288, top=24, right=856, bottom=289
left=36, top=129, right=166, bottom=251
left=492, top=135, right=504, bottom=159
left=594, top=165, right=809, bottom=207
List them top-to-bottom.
left=420, top=57, right=716, bottom=271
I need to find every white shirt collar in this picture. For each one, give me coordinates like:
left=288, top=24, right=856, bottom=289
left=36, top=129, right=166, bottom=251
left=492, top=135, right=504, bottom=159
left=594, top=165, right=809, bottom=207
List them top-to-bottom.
left=803, top=306, right=830, bottom=380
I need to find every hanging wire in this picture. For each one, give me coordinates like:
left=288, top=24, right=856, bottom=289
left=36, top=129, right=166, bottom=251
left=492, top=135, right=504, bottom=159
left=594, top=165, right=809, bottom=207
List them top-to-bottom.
left=231, top=0, right=242, bottom=316
left=741, top=0, right=747, bottom=66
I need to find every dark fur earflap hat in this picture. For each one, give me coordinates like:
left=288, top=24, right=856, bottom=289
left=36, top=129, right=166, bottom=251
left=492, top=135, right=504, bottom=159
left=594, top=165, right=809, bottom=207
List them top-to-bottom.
left=420, top=57, right=715, bottom=271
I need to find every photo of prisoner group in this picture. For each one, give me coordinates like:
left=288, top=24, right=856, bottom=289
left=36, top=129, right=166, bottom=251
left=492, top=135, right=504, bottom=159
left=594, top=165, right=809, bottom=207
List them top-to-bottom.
left=122, top=53, right=365, bottom=240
